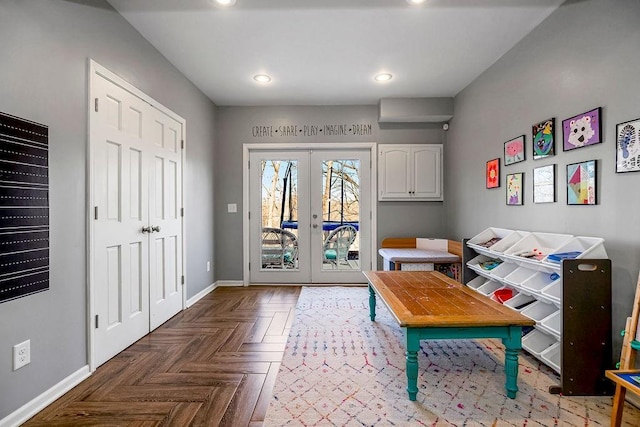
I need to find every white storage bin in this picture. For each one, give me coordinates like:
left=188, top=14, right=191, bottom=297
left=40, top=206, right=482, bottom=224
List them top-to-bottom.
left=467, top=227, right=513, bottom=257
left=490, top=230, right=531, bottom=260
left=503, top=232, right=573, bottom=272
left=542, top=236, right=608, bottom=268
left=467, top=254, right=502, bottom=279
left=489, top=262, right=519, bottom=281
left=503, top=266, right=537, bottom=289
left=521, top=271, right=561, bottom=294
left=466, top=275, right=488, bottom=291
left=477, top=280, right=502, bottom=296
left=541, top=280, right=562, bottom=305
left=489, top=286, right=516, bottom=304
left=503, top=292, right=536, bottom=311
left=521, top=301, right=558, bottom=322
left=540, top=310, right=562, bottom=337
left=522, top=329, right=558, bottom=357
left=540, top=342, right=561, bottom=373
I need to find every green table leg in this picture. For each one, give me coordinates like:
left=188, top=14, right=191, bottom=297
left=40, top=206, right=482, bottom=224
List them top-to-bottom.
left=369, top=284, right=376, bottom=321
left=502, top=326, right=523, bottom=399
left=405, top=328, right=420, bottom=401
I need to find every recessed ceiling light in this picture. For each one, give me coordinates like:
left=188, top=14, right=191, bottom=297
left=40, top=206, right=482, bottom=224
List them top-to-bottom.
left=214, top=0, right=236, bottom=6
left=406, top=0, right=427, bottom=4
left=374, top=73, right=393, bottom=82
left=254, top=74, right=272, bottom=83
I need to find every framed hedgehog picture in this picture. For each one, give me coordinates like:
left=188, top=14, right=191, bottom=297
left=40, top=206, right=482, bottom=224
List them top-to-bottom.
left=562, top=107, right=602, bottom=151
left=616, top=117, right=640, bottom=173
left=532, top=118, right=555, bottom=159
left=504, top=135, right=525, bottom=165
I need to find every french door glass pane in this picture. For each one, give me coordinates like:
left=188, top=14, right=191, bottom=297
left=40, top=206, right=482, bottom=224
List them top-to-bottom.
left=320, top=159, right=360, bottom=271
left=260, top=160, right=299, bottom=270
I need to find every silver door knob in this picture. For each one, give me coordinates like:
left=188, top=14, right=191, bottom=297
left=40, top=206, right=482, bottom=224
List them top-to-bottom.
left=312, top=224, right=318, bottom=228
left=151, top=225, right=161, bottom=233
left=142, top=226, right=151, bottom=233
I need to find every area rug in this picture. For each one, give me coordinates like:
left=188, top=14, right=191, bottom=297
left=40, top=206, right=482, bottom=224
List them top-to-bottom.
left=264, top=286, right=640, bottom=426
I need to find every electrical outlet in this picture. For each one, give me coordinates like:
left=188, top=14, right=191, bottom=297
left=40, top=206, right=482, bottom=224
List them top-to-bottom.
left=206, top=261, right=211, bottom=272
left=13, top=340, right=30, bottom=370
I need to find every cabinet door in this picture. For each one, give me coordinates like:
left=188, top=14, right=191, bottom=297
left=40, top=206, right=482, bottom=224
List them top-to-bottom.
left=378, top=144, right=442, bottom=201
left=378, top=145, right=412, bottom=199
left=412, top=145, right=442, bottom=200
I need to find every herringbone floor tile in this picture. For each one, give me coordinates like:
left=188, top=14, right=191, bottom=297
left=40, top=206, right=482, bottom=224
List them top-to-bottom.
left=25, top=286, right=301, bottom=427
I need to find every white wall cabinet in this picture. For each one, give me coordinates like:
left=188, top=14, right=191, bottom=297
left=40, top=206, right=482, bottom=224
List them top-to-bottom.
left=378, top=144, right=442, bottom=201
left=463, top=227, right=612, bottom=396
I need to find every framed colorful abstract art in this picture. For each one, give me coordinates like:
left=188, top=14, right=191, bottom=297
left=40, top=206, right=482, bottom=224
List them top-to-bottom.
left=562, top=107, right=602, bottom=151
left=615, top=117, right=640, bottom=173
left=532, top=118, right=555, bottom=159
left=504, top=135, right=525, bottom=165
left=486, top=158, right=500, bottom=189
left=566, top=160, right=596, bottom=205
left=533, top=164, right=556, bottom=203
left=506, top=172, right=523, bottom=205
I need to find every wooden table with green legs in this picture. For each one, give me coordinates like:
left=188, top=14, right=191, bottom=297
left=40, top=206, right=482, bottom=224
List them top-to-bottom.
left=363, top=271, right=535, bottom=401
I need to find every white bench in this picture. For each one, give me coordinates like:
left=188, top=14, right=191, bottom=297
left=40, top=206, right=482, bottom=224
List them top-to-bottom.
left=378, top=237, right=462, bottom=281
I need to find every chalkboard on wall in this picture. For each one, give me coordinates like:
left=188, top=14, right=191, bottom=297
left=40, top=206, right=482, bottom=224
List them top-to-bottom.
left=0, top=112, right=49, bottom=303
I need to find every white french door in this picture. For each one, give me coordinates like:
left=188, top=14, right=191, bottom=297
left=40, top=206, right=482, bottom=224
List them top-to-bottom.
left=90, top=61, right=184, bottom=368
left=248, top=147, right=372, bottom=284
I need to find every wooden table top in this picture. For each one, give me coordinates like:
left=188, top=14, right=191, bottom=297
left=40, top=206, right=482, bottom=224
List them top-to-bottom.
left=364, top=271, right=536, bottom=328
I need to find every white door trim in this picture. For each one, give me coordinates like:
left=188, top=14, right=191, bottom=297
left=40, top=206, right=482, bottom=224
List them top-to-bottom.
left=87, top=59, right=187, bottom=371
left=242, top=142, right=377, bottom=286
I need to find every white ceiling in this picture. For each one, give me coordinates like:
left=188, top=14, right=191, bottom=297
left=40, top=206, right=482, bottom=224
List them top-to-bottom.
left=105, top=0, right=564, bottom=106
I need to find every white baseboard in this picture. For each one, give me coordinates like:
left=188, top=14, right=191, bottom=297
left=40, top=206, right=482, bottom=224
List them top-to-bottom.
left=186, top=280, right=244, bottom=308
left=215, top=280, right=244, bottom=287
left=186, top=282, right=216, bottom=307
left=0, top=365, right=91, bottom=427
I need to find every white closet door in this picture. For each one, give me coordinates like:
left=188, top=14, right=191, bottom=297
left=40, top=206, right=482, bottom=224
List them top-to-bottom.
left=90, top=63, right=185, bottom=368
left=92, top=74, right=150, bottom=367
left=148, top=108, right=183, bottom=330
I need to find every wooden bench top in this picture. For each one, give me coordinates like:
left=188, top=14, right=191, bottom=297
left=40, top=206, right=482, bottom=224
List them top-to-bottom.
left=363, top=271, right=535, bottom=329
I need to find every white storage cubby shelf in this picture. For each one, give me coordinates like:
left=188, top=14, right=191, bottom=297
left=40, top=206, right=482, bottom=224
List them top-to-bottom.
left=463, top=227, right=608, bottom=381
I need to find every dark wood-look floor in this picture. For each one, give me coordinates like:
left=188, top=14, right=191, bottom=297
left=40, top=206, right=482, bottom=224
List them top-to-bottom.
left=25, top=286, right=301, bottom=427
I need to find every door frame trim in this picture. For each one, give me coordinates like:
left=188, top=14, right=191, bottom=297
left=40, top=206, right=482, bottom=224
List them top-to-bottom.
left=87, top=59, right=187, bottom=371
left=242, top=142, right=377, bottom=286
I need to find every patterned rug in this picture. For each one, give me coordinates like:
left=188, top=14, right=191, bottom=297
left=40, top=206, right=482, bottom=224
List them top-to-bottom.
left=264, top=286, right=640, bottom=426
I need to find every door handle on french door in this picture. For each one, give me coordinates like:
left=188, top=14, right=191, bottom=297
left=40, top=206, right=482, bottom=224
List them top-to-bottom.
left=142, top=226, right=152, bottom=233
left=151, top=226, right=161, bottom=233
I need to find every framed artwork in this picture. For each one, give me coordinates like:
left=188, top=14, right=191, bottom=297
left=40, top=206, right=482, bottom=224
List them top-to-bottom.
left=562, top=107, right=602, bottom=151
left=615, top=117, right=640, bottom=173
left=532, top=118, right=555, bottom=159
left=504, top=135, right=525, bottom=165
left=486, top=158, right=500, bottom=189
left=566, top=160, right=597, bottom=205
left=533, top=164, right=556, bottom=203
left=506, top=172, right=523, bottom=205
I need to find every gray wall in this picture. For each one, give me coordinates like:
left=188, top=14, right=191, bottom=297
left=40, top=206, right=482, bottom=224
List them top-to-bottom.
left=0, top=0, right=216, bottom=418
left=445, top=0, right=640, bottom=358
left=215, top=106, right=447, bottom=279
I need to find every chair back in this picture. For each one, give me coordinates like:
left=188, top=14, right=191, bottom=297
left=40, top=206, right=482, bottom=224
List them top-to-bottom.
left=323, top=224, right=357, bottom=264
left=261, top=227, right=298, bottom=268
